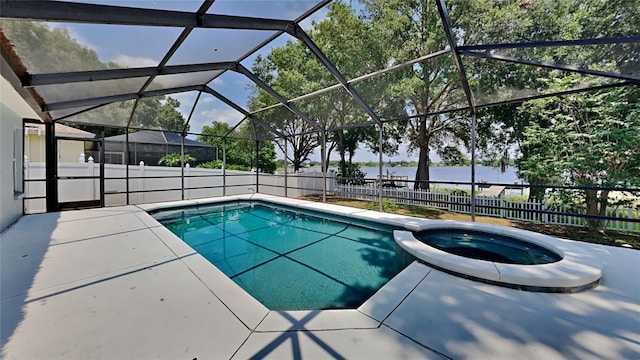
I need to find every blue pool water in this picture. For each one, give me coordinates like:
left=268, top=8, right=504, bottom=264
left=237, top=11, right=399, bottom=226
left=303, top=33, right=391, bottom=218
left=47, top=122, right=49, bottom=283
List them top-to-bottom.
left=151, top=202, right=412, bottom=310
left=415, top=229, right=561, bottom=265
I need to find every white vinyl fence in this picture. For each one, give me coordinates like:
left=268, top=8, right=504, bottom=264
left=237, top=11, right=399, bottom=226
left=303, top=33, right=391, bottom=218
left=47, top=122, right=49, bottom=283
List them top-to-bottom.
left=24, top=161, right=333, bottom=213
left=336, top=184, right=640, bottom=233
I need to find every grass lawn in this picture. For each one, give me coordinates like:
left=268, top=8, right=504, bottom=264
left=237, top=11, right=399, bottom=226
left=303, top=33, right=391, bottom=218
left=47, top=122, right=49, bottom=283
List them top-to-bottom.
left=301, top=196, right=640, bottom=249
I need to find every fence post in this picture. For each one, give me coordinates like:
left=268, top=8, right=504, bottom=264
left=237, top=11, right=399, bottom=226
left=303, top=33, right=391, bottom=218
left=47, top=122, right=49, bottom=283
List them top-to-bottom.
left=23, top=155, right=30, bottom=206
left=139, top=161, right=144, bottom=203
left=185, top=163, right=190, bottom=200
left=542, top=197, right=548, bottom=224
left=630, top=208, right=634, bottom=232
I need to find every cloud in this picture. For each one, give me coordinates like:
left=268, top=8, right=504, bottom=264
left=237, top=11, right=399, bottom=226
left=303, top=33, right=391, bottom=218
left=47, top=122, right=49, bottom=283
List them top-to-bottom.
left=111, top=54, right=159, bottom=68
left=209, top=78, right=224, bottom=86
left=169, top=92, right=199, bottom=117
left=188, top=107, right=245, bottom=134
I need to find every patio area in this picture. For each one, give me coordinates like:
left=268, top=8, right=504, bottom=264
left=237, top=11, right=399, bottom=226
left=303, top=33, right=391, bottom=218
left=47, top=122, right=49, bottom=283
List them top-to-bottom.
left=1, top=196, right=638, bottom=359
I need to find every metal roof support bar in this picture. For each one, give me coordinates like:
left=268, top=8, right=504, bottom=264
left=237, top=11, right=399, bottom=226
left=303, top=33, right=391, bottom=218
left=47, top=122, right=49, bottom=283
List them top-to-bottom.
left=229, top=0, right=333, bottom=88
left=435, top=0, right=475, bottom=112
left=436, top=0, right=477, bottom=221
left=1, top=1, right=294, bottom=31
left=137, top=1, right=215, bottom=96
left=291, top=25, right=382, bottom=126
left=459, top=36, right=640, bottom=51
left=250, top=49, right=451, bottom=115
left=460, top=50, right=640, bottom=83
left=25, top=62, right=236, bottom=87
left=236, top=65, right=323, bottom=132
left=380, top=81, right=634, bottom=124
left=475, top=81, right=635, bottom=109
left=44, top=85, right=204, bottom=111
left=202, top=86, right=285, bottom=138
left=182, top=91, right=202, bottom=135
left=54, top=103, right=108, bottom=122
left=224, top=117, right=247, bottom=138
left=378, top=123, right=384, bottom=212
left=321, top=130, right=327, bottom=204
left=222, top=138, right=227, bottom=196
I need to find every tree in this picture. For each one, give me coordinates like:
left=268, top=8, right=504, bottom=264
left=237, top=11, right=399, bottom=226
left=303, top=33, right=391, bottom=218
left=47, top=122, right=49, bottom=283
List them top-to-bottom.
left=362, top=0, right=474, bottom=190
left=467, top=0, right=639, bottom=203
left=249, top=2, right=403, bottom=172
left=249, top=41, right=322, bottom=172
left=516, top=83, right=640, bottom=229
left=197, top=120, right=277, bottom=174
left=197, top=121, right=232, bottom=156
left=197, top=121, right=248, bottom=167
left=440, top=146, right=470, bottom=166
left=158, top=153, right=196, bottom=167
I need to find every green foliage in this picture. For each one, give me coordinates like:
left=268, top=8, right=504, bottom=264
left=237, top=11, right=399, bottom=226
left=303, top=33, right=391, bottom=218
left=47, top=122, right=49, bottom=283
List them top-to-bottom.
left=248, top=1, right=403, bottom=170
left=1, top=20, right=117, bottom=73
left=516, top=84, right=640, bottom=229
left=133, top=97, right=187, bottom=132
left=196, top=121, right=277, bottom=174
left=257, top=141, right=277, bottom=174
left=439, top=146, right=471, bottom=166
left=158, top=153, right=195, bottom=167
left=197, top=160, right=223, bottom=169
left=336, top=161, right=366, bottom=185
left=226, top=164, right=251, bottom=171
left=449, top=189, right=471, bottom=197
left=367, top=199, right=398, bottom=213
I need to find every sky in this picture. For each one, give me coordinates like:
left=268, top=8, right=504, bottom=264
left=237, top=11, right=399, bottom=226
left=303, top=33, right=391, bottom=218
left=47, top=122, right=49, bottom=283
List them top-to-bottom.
left=47, top=0, right=426, bottom=162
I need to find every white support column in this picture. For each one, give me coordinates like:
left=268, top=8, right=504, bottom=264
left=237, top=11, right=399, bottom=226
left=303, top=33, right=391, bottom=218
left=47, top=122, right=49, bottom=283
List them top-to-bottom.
left=139, top=161, right=145, bottom=204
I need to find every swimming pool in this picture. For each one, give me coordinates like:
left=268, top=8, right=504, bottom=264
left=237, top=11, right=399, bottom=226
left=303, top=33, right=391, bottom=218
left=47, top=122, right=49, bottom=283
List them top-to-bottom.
left=151, top=201, right=412, bottom=310
left=395, top=221, right=603, bottom=292
left=414, top=229, right=562, bottom=265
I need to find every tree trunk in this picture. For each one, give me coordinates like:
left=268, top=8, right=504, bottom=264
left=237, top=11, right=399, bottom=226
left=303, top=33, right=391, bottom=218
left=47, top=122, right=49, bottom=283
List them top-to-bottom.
left=414, top=115, right=430, bottom=190
left=338, top=130, right=346, bottom=164
left=325, top=142, right=336, bottom=172
left=415, top=145, right=430, bottom=190
left=527, top=178, right=547, bottom=202
left=585, top=189, right=609, bottom=230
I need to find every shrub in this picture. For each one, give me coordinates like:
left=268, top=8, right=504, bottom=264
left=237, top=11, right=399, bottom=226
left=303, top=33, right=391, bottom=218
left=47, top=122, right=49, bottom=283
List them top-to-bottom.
left=158, top=153, right=195, bottom=167
left=197, top=160, right=223, bottom=169
left=336, top=161, right=366, bottom=185
left=450, top=189, right=470, bottom=196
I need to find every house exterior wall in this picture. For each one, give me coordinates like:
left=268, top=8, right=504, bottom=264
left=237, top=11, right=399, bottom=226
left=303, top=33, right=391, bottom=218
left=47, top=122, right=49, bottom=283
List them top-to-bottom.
left=1, top=77, right=39, bottom=232
left=25, top=131, right=46, bottom=162
left=26, top=131, right=89, bottom=163
left=57, top=139, right=85, bottom=163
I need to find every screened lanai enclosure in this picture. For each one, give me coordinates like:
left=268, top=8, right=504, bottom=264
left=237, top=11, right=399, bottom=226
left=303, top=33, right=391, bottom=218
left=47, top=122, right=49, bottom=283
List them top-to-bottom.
left=1, top=0, right=639, bottom=230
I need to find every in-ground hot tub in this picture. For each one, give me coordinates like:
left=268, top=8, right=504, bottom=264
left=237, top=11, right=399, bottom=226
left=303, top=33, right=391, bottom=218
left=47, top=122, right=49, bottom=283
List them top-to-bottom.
left=394, top=221, right=603, bottom=292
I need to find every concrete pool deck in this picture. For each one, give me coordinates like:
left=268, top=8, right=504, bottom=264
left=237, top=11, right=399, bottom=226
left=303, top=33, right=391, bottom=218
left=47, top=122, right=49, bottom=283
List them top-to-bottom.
left=1, top=196, right=639, bottom=359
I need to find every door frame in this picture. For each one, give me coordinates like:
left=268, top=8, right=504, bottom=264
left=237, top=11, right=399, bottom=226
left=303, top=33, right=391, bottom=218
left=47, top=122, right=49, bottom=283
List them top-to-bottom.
left=55, top=135, right=105, bottom=211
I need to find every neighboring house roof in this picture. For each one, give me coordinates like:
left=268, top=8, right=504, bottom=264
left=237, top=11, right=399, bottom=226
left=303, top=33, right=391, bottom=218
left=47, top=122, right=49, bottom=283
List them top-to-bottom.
left=24, top=123, right=95, bottom=139
left=104, top=130, right=213, bottom=148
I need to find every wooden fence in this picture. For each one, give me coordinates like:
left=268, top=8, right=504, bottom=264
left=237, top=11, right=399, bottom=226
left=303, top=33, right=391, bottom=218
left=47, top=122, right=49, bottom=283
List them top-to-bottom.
left=335, top=184, right=640, bottom=233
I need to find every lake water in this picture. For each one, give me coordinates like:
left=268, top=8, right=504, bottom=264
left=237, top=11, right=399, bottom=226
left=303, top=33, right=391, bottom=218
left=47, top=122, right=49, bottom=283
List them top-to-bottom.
left=358, top=166, right=523, bottom=184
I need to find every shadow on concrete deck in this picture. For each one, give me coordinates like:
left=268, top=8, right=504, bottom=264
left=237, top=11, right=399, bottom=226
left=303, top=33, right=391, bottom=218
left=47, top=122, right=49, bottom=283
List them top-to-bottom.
left=1, top=213, right=58, bottom=350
